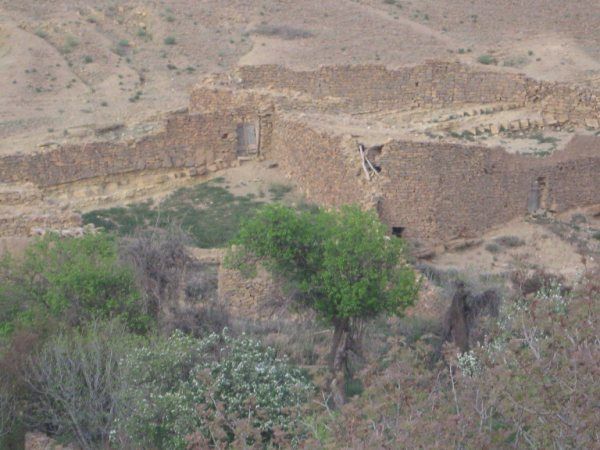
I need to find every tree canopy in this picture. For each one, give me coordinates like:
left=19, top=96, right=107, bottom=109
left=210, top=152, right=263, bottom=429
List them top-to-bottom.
left=226, top=204, right=418, bottom=345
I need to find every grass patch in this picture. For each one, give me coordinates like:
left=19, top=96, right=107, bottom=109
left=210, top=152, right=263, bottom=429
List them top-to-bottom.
left=252, top=25, right=313, bottom=40
left=61, top=35, right=79, bottom=54
left=164, top=36, right=177, bottom=45
left=477, top=54, right=497, bottom=65
left=502, top=56, right=528, bottom=68
left=82, top=178, right=268, bottom=248
left=267, top=183, right=293, bottom=201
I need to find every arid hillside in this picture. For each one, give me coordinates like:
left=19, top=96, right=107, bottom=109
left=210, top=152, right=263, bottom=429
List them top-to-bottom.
left=1, top=0, right=599, bottom=151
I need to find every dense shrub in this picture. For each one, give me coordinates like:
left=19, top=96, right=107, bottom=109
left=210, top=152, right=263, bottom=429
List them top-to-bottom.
left=477, top=54, right=497, bottom=65
left=0, top=233, right=149, bottom=335
left=23, top=320, right=138, bottom=449
left=113, top=331, right=313, bottom=449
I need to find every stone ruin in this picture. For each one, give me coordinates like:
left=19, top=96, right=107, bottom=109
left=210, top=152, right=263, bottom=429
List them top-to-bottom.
left=1, top=61, right=599, bottom=246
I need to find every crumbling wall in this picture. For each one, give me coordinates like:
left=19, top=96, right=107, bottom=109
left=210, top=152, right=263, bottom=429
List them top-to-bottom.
left=1, top=63, right=598, bottom=241
left=532, top=83, right=600, bottom=128
left=0, top=109, right=243, bottom=188
left=377, top=136, right=600, bottom=241
left=0, top=213, right=82, bottom=237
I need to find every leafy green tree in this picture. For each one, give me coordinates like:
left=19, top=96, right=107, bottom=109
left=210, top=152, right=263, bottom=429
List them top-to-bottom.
left=226, top=205, right=419, bottom=376
left=0, top=232, right=149, bottom=335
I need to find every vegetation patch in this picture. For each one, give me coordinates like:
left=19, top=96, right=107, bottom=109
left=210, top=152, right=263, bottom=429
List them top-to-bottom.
left=252, top=24, right=313, bottom=40
left=477, top=54, right=497, bottom=65
left=82, top=178, right=271, bottom=248
left=493, top=235, right=526, bottom=248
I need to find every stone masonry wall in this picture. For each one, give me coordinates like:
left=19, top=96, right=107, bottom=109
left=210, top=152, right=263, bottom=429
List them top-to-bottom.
left=235, top=62, right=600, bottom=127
left=236, top=62, right=529, bottom=112
left=533, top=83, right=600, bottom=128
left=0, top=109, right=243, bottom=188
left=270, top=114, right=367, bottom=207
left=377, top=136, right=600, bottom=241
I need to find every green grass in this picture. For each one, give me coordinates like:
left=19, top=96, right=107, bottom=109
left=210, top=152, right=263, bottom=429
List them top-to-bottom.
left=61, top=35, right=79, bottom=54
left=477, top=54, right=497, bottom=65
left=82, top=178, right=268, bottom=248
left=268, top=183, right=293, bottom=201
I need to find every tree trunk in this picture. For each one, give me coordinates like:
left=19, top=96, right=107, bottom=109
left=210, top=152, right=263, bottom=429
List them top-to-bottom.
left=328, top=318, right=351, bottom=408
left=329, top=318, right=350, bottom=373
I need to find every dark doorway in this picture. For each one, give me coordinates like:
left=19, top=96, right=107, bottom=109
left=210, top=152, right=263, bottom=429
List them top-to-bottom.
left=392, top=226, right=405, bottom=237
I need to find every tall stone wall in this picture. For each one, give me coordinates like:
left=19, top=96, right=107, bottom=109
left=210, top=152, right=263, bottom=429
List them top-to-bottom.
left=235, top=63, right=600, bottom=128
left=236, top=63, right=529, bottom=111
left=0, top=109, right=243, bottom=188
left=269, top=114, right=366, bottom=207
left=377, top=136, right=600, bottom=240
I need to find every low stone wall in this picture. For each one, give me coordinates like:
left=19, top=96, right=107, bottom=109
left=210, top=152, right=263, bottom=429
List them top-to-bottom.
left=0, top=213, right=82, bottom=237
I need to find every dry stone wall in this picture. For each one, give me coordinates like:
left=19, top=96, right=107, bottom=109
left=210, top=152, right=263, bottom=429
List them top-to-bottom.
left=1, top=62, right=598, bottom=241
left=235, top=62, right=600, bottom=128
left=236, top=62, right=529, bottom=112
left=533, top=83, right=600, bottom=128
left=0, top=109, right=243, bottom=188
left=270, top=114, right=366, bottom=207
left=377, top=136, right=600, bottom=240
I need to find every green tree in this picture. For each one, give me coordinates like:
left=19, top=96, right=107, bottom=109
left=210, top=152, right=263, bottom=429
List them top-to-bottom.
left=226, top=205, right=418, bottom=377
left=0, top=232, right=149, bottom=336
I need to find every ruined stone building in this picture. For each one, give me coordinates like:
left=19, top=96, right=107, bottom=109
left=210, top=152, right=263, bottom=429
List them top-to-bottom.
left=1, top=62, right=599, bottom=244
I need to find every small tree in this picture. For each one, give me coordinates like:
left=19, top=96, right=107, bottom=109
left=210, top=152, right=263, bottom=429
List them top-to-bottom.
left=226, top=205, right=418, bottom=378
left=0, top=232, right=150, bottom=335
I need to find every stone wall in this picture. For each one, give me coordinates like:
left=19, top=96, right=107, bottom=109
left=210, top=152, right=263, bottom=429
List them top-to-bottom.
left=1, top=62, right=598, bottom=241
left=235, top=62, right=600, bottom=128
left=236, top=62, right=529, bottom=111
left=532, top=83, right=600, bottom=128
left=0, top=109, right=243, bottom=188
left=270, top=114, right=367, bottom=207
left=377, top=136, right=600, bottom=240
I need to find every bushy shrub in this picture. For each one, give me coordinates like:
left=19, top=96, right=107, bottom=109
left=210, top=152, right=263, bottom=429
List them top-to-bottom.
left=477, top=54, right=497, bottom=65
left=119, top=228, right=190, bottom=329
left=0, top=233, right=149, bottom=336
left=23, top=320, right=138, bottom=449
left=113, top=331, right=313, bottom=449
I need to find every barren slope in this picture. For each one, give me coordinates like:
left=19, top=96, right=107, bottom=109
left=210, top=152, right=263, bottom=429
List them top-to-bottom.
left=1, top=0, right=599, bottom=151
